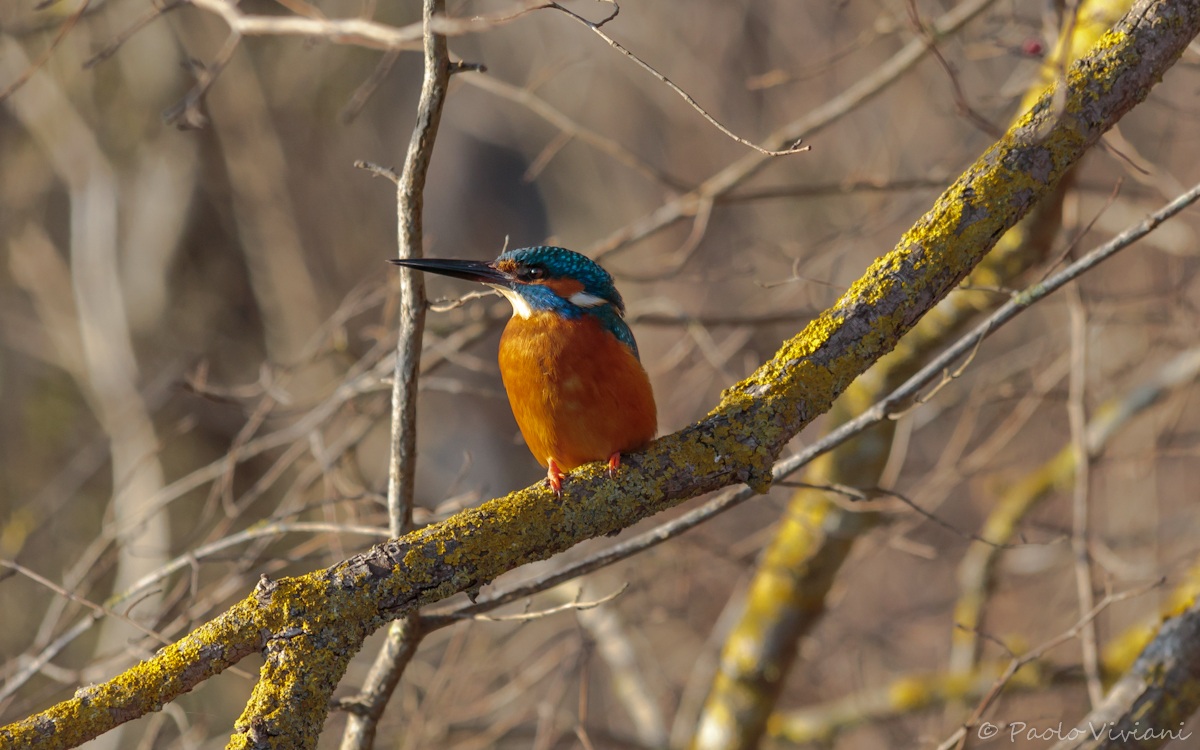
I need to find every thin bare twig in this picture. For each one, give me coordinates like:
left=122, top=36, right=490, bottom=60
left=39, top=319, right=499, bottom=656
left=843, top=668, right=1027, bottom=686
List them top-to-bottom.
left=0, top=0, right=90, bottom=103
left=160, top=0, right=531, bottom=126
left=185, top=0, right=546, bottom=48
left=338, top=0, right=451, bottom=745
left=587, top=0, right=999, bottom=261
left=905, top=0, right=1003, bottom=137
left=84, top=1, right=189, bottom=69
left=547, top=1, right=809, bottom=157
left=162, top=31, right=241, bottom=129
left=340, top=48, right=402, bottom=123
left=463, top=74, right=687, bottom=191
left=1067, top=284, right=1104, bottom=706
left=0, top=560, right=171, bottom=651
left=940, top=580, right=1162, bottom=750
left=472, top=584, right=628, bottom=622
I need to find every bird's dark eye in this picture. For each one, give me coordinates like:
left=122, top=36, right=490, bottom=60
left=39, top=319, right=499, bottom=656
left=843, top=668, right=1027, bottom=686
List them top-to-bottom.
left=517, top=265, right=546, bottom=282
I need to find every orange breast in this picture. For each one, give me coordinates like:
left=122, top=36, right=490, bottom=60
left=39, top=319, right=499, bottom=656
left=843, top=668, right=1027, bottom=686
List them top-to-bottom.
left=497, top=312, right=657, bottom=470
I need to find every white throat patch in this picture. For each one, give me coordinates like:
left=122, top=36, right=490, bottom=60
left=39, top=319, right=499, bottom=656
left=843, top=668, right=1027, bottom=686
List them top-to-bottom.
left=490, top=285, right=533, bottom=319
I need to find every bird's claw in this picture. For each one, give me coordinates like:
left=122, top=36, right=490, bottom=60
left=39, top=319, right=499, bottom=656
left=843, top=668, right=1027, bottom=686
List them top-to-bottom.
left=607, top=452, right=621, bottom=479
left=547, top=458, right=566, bottom=497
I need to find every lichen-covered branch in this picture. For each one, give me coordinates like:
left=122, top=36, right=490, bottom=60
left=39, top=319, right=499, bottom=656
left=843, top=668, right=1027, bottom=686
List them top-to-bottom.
left=0, top=594, right=268, bottom=750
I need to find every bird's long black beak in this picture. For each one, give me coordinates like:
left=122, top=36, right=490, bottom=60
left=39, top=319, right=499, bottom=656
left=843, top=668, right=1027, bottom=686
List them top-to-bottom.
left=389, top=257, right=510, bottom=286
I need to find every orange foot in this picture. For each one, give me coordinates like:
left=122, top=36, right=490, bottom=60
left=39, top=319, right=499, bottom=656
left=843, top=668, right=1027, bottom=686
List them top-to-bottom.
left=607, top=452, right=621, bottom=479
left=546, top=458, right=566, bottom=496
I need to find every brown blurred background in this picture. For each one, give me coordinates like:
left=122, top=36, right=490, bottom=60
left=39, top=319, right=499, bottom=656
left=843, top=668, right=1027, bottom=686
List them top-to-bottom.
left=2, top=0, right=1199, bottom=747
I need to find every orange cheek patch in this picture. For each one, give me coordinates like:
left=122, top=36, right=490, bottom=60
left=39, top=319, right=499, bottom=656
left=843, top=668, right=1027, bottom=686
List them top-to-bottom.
left=544, top=278, right=585, bottom=298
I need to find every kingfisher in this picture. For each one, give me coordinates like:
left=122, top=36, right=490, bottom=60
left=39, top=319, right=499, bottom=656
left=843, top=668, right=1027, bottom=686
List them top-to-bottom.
left=390, top=246, right=657, bottom=494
